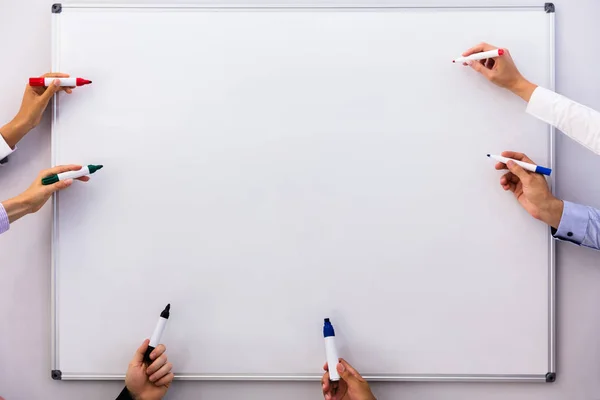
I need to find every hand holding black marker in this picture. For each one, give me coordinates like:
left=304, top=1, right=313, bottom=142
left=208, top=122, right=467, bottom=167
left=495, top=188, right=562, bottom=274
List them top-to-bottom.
left=144, top=304, right=171, bottom=363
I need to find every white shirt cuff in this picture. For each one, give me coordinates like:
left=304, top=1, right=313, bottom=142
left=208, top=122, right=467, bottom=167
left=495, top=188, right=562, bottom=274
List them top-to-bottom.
left=0, top=132, right=15, bottom=162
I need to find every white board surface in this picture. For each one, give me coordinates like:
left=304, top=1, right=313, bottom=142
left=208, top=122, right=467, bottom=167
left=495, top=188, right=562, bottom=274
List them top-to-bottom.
left=52, top=5, right=555, bottom=380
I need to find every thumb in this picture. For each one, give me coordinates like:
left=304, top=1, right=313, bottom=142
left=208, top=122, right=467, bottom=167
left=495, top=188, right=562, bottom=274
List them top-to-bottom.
left=468, top=60, right=493, bottom=80
left=39, top=79, right=62, bottom=103
left=506, top=160, right=530, bottom=182
left=44, top=178, right=73, bottom=195
left=132, top=339, right=150, bottom=365
left=336, top=361, right=357, bottom=384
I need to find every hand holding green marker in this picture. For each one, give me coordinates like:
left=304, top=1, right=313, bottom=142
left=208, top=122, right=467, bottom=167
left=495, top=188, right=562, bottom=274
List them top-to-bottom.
left=42, top=164, right=103, bottom=185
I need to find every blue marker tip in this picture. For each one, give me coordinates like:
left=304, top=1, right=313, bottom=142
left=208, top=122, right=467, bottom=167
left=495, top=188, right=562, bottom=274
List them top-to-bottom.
left=323, top=318, right=335, bottom=337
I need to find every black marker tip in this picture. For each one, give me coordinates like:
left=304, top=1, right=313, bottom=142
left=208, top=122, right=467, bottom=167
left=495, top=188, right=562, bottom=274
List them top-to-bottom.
left=486, top=154, right=490, bottom=157
left=160, top=303, right=171, bottom=319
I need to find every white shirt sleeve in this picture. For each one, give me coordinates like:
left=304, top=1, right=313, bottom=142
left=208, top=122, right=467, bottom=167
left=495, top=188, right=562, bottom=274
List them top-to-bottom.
left=526, top=87, right=600, bottom=155
left=0, top=132, right=15, bottom=161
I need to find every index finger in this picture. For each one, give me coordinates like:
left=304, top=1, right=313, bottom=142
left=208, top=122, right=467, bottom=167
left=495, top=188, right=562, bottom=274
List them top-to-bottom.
left=462, top=42, right=498, bottom=57
left=42, top=72, right=70, bottom=78
left=500, top=151, right=535, bottom=164
left=41, top=164, right=82, bottom=176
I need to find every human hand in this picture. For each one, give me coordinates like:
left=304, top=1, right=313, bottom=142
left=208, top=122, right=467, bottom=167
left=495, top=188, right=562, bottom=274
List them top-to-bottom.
left=461, top=43, right=537, bottom=101
left=0, top=73, right=74, bottom=148
left=495, top=151, right=563, bottom=228
left=1, top=165, right=89, bottom=224
left=125, top=339, right=174, bottom=400
left=321, top=359, right=376, bottom=400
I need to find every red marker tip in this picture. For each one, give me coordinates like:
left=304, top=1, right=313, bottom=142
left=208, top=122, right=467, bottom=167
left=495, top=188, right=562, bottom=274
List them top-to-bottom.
left=498, top=49, right=505, bottom=56
left=452, top=60, right=455, bottom=63
left=76, top=78, right=92, bottom=86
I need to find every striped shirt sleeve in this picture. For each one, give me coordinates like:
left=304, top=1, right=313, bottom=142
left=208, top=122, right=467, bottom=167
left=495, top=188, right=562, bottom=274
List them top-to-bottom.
left=554, top=201, right=600, bottom=250
left=0, top=202, right=10, bottom=234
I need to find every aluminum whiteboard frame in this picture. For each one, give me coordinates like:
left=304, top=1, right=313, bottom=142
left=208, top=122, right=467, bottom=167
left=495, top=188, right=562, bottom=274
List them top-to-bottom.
left=50, top=3, right=557, bottom=382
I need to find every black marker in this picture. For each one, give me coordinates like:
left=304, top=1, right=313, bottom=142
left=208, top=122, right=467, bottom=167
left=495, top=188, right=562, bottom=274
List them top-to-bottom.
left=144, top=304, right=171, bottom=363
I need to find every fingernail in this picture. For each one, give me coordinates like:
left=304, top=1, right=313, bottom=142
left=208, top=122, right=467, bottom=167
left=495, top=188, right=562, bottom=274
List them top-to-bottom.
left=466, top=60, right=473, bottom=66
left=53, top=79, right=60, bottom=86
left=64, top=178, right=73, bottom=185
left=338, top=363, right=345, bottom=372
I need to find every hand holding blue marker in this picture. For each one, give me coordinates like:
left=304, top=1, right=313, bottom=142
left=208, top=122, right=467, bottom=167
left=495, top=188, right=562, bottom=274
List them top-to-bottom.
left=487, top=154, right=551, bottom=176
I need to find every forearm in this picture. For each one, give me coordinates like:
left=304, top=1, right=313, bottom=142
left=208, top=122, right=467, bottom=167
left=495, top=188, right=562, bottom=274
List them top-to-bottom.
left=509, top=78, right=538, bottom=103
left=0, top=119, right=30, bottom=149
left=1, top=195, right=32, bottom=224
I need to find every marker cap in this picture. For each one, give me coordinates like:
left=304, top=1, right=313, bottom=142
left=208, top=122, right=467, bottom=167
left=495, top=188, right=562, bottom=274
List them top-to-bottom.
left=29, top=77, right=45, bottom=86
left=535, top=166, right=552, bottom=176
left=42, top=175, right=59, bottom=185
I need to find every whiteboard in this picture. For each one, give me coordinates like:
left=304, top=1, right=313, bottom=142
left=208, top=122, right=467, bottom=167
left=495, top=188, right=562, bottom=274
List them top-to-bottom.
left=51, top=4, right=556, bottom=382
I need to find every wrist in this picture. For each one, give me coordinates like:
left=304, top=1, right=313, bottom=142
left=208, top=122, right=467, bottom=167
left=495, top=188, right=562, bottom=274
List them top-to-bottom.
left=509, top=77, right=537, bottom=102
left=0, top=119, right=30, bottom=148
left=2, top=194, right=34, bottom=223
left=539, top=198, right=564, bottom=229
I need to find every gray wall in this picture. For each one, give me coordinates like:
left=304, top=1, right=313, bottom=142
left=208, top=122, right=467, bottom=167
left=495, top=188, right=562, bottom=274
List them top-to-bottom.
left=1, top=0, right=599, bottom=399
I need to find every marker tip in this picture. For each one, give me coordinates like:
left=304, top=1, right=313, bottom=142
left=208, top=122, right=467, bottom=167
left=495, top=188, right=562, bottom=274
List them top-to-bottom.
left=486, top=154, right=490, bottom=157
left=324, top=318, right=330, bottom=323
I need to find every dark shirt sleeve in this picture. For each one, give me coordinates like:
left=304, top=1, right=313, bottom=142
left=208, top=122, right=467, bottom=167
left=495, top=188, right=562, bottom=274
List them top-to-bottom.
left=116, top=386, right=134, bottom=400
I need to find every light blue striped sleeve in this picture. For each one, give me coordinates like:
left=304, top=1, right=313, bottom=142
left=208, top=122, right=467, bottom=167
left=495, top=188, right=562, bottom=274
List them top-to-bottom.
left=554, top=201, right=600, bottom=250
left=0, top=202, right=10, bottom=235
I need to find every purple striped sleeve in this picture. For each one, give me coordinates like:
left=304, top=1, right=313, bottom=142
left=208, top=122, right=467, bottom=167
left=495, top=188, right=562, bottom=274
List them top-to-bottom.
left=0, top=203, right=10, bottom=234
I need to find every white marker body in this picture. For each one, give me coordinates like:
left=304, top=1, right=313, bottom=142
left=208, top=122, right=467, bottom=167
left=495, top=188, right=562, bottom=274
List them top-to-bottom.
left=453, top=49, right=502, bottom=63
left=44, top=77, right=77, bottom=86
left=488, top=154, right=537, bottom=173
left=56, top=166, right=91, bottom=181
left=150, top=316, right=168, bottom=347
left=325, top=336, right=340, bottom=381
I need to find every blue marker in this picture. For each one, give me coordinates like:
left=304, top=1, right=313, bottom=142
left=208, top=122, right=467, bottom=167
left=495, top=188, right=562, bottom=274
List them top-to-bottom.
left=487, top=154, right=552, bottom=176
left=324, top=318, right=340, bottom=381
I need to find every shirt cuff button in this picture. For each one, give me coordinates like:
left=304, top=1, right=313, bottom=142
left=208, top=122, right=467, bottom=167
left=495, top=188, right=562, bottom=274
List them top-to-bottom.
left=567, top=232, right=573, bottom=237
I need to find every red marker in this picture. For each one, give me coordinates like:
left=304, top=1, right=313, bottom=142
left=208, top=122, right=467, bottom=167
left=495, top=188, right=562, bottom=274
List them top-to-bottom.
left=452, top=49, right=504, bottom=63
left=29, top=77, right=92, bottom=87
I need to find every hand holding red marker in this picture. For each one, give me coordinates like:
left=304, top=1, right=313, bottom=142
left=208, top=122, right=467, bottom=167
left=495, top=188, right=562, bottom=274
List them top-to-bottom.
left=453, top=48, right=504, bottom=64
left=29, top=76, right=92, bottom=87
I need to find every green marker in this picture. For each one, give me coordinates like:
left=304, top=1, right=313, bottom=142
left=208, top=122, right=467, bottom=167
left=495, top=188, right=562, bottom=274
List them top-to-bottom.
left=42, top=164, right=103, bottom=185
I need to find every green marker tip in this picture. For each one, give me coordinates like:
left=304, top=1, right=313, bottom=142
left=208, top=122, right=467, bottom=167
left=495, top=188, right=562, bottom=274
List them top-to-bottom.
left=88, top=164, right=104, bottom=174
